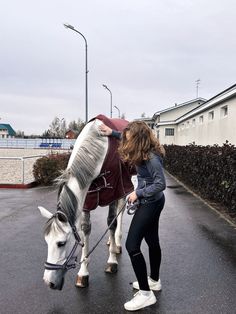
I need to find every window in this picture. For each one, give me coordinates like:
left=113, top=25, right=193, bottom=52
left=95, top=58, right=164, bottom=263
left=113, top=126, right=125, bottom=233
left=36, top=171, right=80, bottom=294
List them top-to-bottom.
left=221, top=105, right=228, bottom=117
left=208, top=111, right=214, bottom=120
left=199, top=115, right=204, bottom=124
left=192, top=118, right=196, bottom=127
left=186, top=121, right=190, bottom=128
left=165, top=128, right=175, bottom=136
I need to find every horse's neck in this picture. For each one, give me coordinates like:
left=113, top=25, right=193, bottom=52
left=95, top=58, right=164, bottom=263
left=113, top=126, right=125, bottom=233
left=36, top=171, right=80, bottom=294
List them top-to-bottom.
left=66, top=119, right=108, bottom=220
left=67, top=177, right=89, bottom=216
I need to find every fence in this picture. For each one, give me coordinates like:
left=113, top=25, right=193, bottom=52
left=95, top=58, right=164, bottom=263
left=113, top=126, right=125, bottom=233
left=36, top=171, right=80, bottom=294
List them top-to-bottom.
left=0, top=138, right=76, bottom=149
left=0, top=155, right=45, bottom=185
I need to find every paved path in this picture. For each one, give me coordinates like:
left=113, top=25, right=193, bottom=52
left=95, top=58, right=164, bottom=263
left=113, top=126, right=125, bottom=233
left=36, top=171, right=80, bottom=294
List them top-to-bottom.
left=0, top=173, right=235, bottom=314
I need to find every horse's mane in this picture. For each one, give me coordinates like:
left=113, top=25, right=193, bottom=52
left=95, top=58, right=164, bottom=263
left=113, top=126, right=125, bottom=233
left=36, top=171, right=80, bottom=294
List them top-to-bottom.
left=44, top=120, right=107, bottom=234
left=57, top=121, right=106, bottom=190
left=44, top=184, right=78, bottom=235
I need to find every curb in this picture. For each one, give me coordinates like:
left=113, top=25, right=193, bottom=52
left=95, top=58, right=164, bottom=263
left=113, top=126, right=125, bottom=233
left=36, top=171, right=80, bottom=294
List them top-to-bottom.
left=0, top=182, right=38, bottom=189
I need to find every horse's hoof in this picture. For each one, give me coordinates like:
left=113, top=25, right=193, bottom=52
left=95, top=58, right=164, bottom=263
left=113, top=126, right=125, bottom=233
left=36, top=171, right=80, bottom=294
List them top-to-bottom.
left=116, top=246, right=122, bottom=254
left=105, top=263, right=118, bottom=274
left=75, top=275, right=89, bottom=288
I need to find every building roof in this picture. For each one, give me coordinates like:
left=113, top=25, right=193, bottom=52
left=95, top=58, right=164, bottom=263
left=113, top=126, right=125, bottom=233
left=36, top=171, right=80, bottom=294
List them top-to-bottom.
left=175, top=83, right=236, bottom=123
left=152, top=97, right=206, bottom=119
left=0, top=124, right=16, bottom=136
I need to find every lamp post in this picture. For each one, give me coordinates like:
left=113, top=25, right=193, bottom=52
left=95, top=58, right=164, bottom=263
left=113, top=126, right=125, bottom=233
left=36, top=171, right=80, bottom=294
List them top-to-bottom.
left=64, top=23, right=88, bottom=123
left=102, top=84, right=113, bottom=118
left=114, top=105, right=120, bottom=118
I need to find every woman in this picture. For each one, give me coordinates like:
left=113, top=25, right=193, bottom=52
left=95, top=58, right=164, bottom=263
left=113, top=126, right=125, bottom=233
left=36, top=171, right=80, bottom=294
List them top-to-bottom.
left=100, top=121, right=166, bottom=312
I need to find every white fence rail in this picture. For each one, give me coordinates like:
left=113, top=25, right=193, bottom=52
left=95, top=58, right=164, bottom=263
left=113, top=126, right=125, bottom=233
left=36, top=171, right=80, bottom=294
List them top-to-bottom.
left=0, top=138, right=76, bottom=149
left=0, top=155, right=45, bottom=185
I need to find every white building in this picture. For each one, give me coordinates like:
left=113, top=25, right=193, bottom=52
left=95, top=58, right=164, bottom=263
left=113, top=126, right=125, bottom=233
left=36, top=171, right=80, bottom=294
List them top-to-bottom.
left=154, top=84, right=236, bottom=146
left=153, top=98, right=206, bottom=145
left=0, top=124, right=16, bottom=139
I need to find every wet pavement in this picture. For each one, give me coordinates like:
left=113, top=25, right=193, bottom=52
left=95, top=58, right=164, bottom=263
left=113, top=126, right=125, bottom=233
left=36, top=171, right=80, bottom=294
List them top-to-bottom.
left=0, top=172, right=236, bottom=314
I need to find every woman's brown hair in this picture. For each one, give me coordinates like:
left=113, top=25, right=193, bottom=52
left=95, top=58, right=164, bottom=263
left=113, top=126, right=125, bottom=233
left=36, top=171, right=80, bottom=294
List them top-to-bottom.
left=118, top=121, right=165, bottom=165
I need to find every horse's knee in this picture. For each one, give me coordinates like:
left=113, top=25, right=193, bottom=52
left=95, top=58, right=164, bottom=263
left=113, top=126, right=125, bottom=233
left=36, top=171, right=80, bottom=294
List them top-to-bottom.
left=108, top=202, right=118, bottom=231
left=81, top=212, right=91, bottom=235
left=107, top=216, right=117, bottom=231
left=81, top=221, right=91, bottom=235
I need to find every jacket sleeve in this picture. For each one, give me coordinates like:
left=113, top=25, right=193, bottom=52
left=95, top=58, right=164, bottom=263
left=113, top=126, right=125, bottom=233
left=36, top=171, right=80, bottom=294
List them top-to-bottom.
left=111, top=130, right=122, bottom=139
left=136, top=155, right=166, bottom=198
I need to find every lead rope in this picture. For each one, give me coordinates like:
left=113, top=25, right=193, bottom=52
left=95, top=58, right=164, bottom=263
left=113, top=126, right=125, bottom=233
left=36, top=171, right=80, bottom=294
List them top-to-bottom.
left=78, top=200, right=128, bottom=265
left=126, top=200, right=140, bottom=215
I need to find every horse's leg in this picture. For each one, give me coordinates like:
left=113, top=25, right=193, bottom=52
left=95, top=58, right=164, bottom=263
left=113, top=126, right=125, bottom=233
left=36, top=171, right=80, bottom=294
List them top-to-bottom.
left=114, top=197, right=126, bottom=254
left=106, top=198, right=125, bottom=250
left=105, top=201, right=119, bottom=273
left=76, top=211, right=91, bottom=288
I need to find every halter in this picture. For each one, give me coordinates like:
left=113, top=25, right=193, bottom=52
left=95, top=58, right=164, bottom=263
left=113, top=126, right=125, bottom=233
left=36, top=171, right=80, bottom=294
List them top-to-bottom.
left=44, top=211, right=84, bottom=271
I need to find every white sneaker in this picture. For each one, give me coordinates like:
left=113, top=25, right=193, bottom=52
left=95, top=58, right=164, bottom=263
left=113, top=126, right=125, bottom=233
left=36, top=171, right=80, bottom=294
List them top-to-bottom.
left=132, top=277, right=162, bottom=291
left=124, top=290, right=157, bottom=311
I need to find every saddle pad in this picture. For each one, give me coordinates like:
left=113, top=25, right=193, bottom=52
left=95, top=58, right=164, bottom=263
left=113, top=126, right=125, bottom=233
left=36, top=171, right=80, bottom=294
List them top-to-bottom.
left=83, top=114, right=134, bottom=211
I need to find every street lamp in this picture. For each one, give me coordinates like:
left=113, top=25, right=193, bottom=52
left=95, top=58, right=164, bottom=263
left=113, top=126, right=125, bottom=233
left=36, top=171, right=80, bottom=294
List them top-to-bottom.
left=63, top=23, right=88, bottom=123
left=102, top=84, right=113, bottom=118
left=114, top=105, right=120, bottom=118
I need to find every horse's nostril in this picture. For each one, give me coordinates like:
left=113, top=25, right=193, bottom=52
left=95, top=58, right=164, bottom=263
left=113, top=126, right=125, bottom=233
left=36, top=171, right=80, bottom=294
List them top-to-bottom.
left=49, top=282, right=55, bottom=289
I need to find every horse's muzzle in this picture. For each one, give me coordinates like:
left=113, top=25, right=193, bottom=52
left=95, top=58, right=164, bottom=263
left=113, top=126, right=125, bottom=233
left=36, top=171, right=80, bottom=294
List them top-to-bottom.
left=44, top=277, right=65, bottom=291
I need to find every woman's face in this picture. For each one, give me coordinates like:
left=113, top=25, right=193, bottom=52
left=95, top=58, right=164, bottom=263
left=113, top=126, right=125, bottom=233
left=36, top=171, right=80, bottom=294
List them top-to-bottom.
left=125, top=130, right=131, bottom=141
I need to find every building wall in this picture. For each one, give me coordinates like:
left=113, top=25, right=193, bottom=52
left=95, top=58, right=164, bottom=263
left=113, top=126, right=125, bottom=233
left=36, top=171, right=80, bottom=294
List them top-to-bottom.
left=176, top=96, right=236, bottom=145
left=157, top=125, right=176, bottom=145
left=65, top=130, right=77, bottom=139
left=0, top=131, right=9, bottom=139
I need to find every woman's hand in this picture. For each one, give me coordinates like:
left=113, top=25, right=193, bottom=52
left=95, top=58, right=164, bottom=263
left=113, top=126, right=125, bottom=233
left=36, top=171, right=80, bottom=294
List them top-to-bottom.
left=99, top=124, right=112, bottom=136
left=127, top=191, right=138, bottom=204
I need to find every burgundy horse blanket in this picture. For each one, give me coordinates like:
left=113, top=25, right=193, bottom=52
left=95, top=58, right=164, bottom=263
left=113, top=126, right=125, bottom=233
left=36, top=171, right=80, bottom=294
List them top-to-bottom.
left=83, top=114, right=134, bottom=211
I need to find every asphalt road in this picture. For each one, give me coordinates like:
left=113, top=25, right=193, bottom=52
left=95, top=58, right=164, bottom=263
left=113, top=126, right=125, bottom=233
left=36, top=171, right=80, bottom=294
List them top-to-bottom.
left=0, top=173, right=236, bottom=314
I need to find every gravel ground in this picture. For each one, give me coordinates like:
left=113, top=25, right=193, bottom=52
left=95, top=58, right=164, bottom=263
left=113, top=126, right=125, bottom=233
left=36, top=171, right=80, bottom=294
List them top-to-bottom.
left=0, top=148, right=65, bottom=184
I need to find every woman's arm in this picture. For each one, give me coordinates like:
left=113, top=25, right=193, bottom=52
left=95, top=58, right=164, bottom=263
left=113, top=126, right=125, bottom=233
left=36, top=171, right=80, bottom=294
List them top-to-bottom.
left=99, top=124, right=121, bottom=139
left=136, top=155, right=166, bottom=198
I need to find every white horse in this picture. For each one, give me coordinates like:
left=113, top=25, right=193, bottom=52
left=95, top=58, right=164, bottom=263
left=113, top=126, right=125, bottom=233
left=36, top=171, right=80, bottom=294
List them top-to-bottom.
left=38, top=117, right=133, bottom=290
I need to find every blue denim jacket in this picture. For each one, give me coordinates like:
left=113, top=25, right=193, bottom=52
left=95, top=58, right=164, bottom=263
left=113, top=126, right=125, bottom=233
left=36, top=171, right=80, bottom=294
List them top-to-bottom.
left=111, top=130, right=166, bottom=203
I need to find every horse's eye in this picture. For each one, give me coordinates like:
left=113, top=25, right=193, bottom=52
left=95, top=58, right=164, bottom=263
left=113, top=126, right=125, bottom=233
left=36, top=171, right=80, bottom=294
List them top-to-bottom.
left=57, top=241, right=66, bottom=248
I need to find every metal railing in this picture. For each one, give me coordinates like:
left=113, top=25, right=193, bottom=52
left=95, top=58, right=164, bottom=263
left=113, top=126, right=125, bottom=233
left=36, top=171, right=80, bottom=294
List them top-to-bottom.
left=0, top=138, right=76, bottom=149
left=0, top=155, right=46, bottom=185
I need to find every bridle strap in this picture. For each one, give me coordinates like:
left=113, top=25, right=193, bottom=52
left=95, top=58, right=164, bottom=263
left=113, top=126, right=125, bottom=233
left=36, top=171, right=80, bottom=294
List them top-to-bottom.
left=45, top=201, right=128, bottom=271
left=44, top=212, right=84, bottom=271
left=44, top=241, right=79, bottom=270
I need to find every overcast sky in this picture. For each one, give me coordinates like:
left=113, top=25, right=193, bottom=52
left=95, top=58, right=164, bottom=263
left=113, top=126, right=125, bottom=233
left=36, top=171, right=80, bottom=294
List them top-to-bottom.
left=0, top=0, right=235, bottom=135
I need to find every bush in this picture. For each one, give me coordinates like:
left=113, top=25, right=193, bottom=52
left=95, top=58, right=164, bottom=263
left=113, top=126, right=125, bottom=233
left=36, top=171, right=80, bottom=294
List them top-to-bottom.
left=164, top=143, right=236, bottom=217
left=33, top=153, right=71, bottom=185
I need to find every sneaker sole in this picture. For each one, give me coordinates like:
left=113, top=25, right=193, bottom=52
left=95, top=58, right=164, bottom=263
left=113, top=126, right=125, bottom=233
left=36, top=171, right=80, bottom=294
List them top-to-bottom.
left=124, top=297, right=157, bottom=311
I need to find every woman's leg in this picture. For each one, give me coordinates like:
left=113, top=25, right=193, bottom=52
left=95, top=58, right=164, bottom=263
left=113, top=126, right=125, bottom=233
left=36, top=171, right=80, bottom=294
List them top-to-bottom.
left=145, top=195, right=165, bottom=281
left=125, top=201, right=162, bottom=291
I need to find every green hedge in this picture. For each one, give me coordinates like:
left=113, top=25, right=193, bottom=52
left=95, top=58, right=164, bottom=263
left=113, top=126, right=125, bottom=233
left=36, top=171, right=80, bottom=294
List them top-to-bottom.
left=164, top=143, right=236, bottom=217
left=33, top=153, right=71, bottom=185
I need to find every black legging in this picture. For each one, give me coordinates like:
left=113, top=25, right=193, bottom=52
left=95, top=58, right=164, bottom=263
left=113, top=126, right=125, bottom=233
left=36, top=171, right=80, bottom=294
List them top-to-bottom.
left=125, top=194, right=165, bottom=291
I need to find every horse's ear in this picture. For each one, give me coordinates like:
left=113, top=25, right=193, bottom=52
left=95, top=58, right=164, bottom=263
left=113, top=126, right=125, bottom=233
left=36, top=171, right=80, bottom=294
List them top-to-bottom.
left=38, top=206, right=53, bottom=219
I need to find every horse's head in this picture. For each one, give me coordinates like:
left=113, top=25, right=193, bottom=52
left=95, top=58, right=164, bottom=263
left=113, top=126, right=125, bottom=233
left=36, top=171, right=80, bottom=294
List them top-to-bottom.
left=38, top=206, right=81, bottom=290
